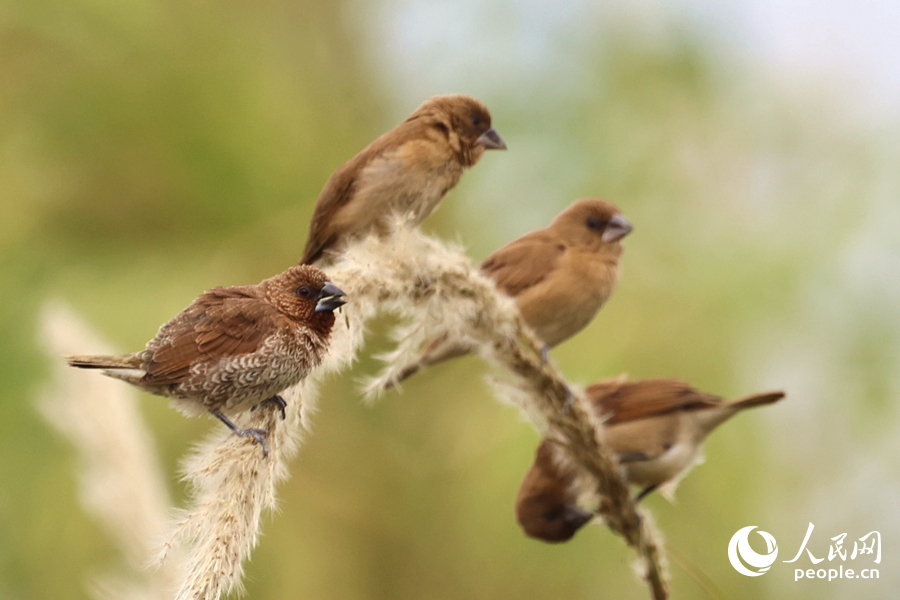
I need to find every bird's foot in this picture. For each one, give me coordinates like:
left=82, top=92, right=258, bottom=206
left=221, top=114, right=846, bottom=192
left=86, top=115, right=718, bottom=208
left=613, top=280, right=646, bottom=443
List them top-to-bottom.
left=540, top=343, right=550, bottom=365
left=560, top=386, right=575, bottom=416
left=253, top=395, right=287, bottom=420
left=212, top=410, right=271, bottom=458
left=238, top=428, right=270, bottom=458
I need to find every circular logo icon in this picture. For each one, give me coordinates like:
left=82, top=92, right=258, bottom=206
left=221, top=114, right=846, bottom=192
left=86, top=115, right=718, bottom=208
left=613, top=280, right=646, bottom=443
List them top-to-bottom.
left=728, top=526, right=779, bottom=577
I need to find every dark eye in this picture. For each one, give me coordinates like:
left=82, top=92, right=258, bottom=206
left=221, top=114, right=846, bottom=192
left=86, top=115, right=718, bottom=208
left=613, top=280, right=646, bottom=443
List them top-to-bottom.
left=470, top=114, right=482, bottom=127
left=586, top=217, right=607, bottom=230
left=295, top=286, right=314, bottom=299
left=542, top=508, right=563, bottom=522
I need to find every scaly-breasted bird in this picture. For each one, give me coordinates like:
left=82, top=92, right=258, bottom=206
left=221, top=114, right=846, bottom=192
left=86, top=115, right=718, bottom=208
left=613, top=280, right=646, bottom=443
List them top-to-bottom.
left=300, top=94, right=506, bottom=265
left=392, top=199, right=631, bottom=384
left=67, top=265, right=346, bottom=456
left=515, top=378, right=785, bottom=542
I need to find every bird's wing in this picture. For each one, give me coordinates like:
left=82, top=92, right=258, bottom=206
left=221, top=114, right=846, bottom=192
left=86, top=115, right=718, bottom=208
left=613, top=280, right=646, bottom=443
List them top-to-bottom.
left=299, top=120, right=432, bottom=265
left=300, top=163, right=359, bottom=265
left=480, top=231, right=564, bottom=297
left=141, top=288, right=282, bottom=385
left=588, top=379, right=722, bottom=425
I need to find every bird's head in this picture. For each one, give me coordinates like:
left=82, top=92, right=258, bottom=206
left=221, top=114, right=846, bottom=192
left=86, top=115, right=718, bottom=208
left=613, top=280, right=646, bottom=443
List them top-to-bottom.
left=410, top=94, right=507, bottom=166
left=552, top=198, right=632, bottom=251
left=266, top=265, right=347, bottom=335
left=516, top=441, right=594, bottom=543
left=517, top=493, right=595, bottom=543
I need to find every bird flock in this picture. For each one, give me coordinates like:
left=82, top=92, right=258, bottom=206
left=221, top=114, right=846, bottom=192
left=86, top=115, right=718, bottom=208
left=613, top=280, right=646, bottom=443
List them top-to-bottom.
left=67, top=93, right=784, bottom=546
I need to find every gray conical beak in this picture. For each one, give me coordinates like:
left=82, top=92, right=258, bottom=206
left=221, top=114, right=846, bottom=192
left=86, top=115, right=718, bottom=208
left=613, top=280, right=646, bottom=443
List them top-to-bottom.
left=476, top=128, right=507, bottom=150
left=601, top=213, right=632, bottom=243
left=315, top=282, right=347, bottom=313
left=562, top=504, right=594, bottom=530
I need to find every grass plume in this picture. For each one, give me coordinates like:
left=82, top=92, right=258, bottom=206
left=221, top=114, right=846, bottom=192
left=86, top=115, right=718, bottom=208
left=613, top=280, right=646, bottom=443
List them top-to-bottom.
left=45, top=218, right=668, bottom=600
left=342, top=221, right=670, bottom=599
left=37, top=302, right=178, bottom=600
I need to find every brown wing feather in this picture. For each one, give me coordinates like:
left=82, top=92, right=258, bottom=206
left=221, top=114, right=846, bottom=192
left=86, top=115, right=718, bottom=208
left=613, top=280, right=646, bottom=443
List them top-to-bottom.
left=300, top=117, right=442, bottom=265
left=301, top=170, right=357, bottom=265
left=480, top=231, right=565, bottom=297
left=141, top=287, right=281, bottom=386
left=588, top=379, right=723, bottom=425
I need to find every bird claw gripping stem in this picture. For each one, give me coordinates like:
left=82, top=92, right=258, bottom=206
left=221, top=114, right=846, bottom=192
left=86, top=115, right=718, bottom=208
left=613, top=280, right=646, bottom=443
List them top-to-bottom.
left=560, top=386, right=576, bottom=417
left=253, top=395, right=287, bottom=421
left=212, top=410, right=271, bottom=458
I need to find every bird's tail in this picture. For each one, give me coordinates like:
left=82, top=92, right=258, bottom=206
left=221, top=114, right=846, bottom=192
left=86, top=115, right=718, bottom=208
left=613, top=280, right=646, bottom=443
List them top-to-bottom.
left=66, top=353, right=143, bottom=370
left=66, top=353, right=147, bottom=385
left=695, top=390, right=785, bottom=437
left=728, top=391, right=786, bottom=410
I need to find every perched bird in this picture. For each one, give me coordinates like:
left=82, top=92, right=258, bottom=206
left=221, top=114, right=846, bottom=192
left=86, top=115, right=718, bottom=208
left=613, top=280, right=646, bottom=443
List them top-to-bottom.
left=300, top=94, right=506, bottom=265
left=393, top=199, right=632, bottom=384
left=67, top=265, right=347, bottom=456
left=516, top=378, right=785, bottom=542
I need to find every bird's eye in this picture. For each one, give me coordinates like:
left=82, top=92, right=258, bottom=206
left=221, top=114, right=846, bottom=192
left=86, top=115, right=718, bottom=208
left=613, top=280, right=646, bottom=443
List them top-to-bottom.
left=470, top=114, right=482, bottom=127
left=586, top=217, right=607, bottom=230
left=295, top=286, right=314, bottom=298
left=542, top=508, right=563, bottom=522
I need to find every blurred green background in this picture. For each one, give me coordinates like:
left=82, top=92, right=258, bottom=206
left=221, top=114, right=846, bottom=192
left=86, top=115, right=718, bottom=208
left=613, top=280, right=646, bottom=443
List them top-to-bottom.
left=2, top=0, right=898, bottom=598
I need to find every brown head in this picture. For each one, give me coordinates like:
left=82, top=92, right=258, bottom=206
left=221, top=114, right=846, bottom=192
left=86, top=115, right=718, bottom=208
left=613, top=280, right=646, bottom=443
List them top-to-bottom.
left=407, top=94, right=507, bottom=167
left=550, top=198, right=632, bottom=252
left=262, top=265, right=347, bottom=337
left=515, top=441, right=594, bottom=543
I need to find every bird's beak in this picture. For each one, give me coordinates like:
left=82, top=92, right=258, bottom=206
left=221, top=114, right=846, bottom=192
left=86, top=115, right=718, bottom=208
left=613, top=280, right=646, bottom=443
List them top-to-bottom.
left=476, top=128, right=507, bottom=150
left=601, top=213, right=633, bottom=243
left=315, top=282, right=347, bottom=313
left=562, top=504, right=594, bottom=530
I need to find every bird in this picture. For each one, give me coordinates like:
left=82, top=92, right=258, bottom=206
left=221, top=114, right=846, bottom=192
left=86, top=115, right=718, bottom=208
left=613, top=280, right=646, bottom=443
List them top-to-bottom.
left=300, top=94, right=506, bottom=265
left=391, top=198, right=632, bottom=384
left=66, top=265, right=347, bottom=456
left=515, top=378, right=785, bottom=542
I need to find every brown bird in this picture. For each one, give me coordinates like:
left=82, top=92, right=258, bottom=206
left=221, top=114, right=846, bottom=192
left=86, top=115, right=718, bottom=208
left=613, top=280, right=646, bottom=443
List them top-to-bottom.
left=300, top=94, right=506, bottom=265
left=393, top=199, right=632, bottom=384
left=66, top=265, right=347, bottom=456
left=516, top=378, right=785, bottom=542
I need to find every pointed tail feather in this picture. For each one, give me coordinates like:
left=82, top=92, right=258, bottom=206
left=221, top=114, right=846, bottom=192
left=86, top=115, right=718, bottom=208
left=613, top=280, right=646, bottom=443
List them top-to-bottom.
left=66, top=353, right=147, bottom=386
left=66, top=354, right=143, bottom=370
left=729, top=391, right=785, bottom=410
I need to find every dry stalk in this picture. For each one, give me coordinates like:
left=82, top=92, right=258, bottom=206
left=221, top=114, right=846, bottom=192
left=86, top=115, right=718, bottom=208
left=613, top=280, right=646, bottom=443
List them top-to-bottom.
left=45, top=218, right=668, bottom=600
left=338, top=223, right=670, bottom=599
left=37, top=302, right=179, bottom=600
left=488, top=338, right=670, bottom=600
